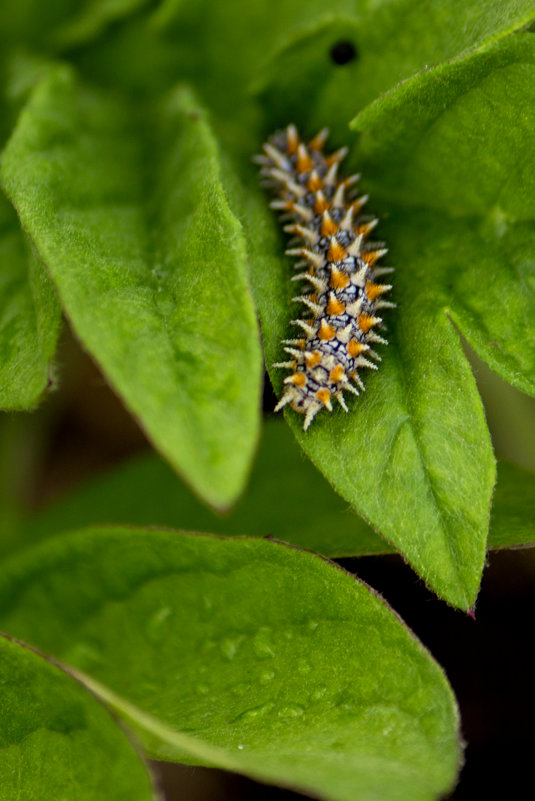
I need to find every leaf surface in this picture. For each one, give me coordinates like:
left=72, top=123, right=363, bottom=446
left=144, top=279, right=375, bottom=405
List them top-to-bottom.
left=0, top=0, right=150, bottom=48
left=351, top=35, right=535, bottom=396
left=1, top=68, right=262, bottom=508
left=235, top=172, right=492, bottom=609
left=0, top=193, right=61, bottom=410
left=0, top=527, right=461, bottom=801
left=0, top=634, right=154, bottom=801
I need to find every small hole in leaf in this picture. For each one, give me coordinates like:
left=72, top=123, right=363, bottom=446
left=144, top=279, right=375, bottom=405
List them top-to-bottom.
left=329, top=41, right=357, bottom=65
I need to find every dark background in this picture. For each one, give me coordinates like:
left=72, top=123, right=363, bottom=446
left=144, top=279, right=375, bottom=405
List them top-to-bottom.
left=4, top=331, right=534, bottom=801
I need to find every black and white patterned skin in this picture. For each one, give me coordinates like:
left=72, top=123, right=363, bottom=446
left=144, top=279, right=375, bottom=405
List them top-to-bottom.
left=256, top=125, right=394, bottom=430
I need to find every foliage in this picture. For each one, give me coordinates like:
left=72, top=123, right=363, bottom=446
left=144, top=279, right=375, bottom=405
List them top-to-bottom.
left=0, top=1, right=534, bottom=799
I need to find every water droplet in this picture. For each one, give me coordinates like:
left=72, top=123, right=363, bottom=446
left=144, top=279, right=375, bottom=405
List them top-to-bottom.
left=146, top=606, right=172, bottom=640
left=307, top=620, right=319, bottom=632
left=253, top=627, right=275, bottom=659
left=220, top=635, right=244, bottom=660
left=66, top=642, right=103, bottom=667
left=297, top=659, right=311, bottom=675
left=260, top=670, right=275, bottom=684
left=231, top=682, right=249, bottom=696
left=312, top=685, right=327, bottom=701
left=233, top=702, right=274, bottom=722
left=278, top=704, right=304, bottom=718
left=237, top=744, right=245, bottom=751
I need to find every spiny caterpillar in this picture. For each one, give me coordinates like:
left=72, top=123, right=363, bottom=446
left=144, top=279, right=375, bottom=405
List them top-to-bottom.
left=256, top=125, right=394, bottom=430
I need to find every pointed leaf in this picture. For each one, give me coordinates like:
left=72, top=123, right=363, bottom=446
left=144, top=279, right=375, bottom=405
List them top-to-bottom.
left=1, top=68, right=262, bottom=508
left=227, top=155, right=493, bottom=608
left=283, top=228, right=493, bottom=610
left=0, top=527, right=461, bottom=801
left=0, top=634, right=154, bottom=801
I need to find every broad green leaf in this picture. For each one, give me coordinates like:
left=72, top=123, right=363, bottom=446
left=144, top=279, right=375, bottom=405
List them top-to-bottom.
left=67, top=0, right=535, bottom=121
left=158, top=0, right=535, bottom=119
left=252, top=3, right=535, bottom=139
left=351, top=35, right=535, bottom=396
left=1, top=67, right=262, bottom=509
left=0, top=193, right=61, bottom=410
left=19, top=419, right=387, bottom=557
left=487, top=461, right=535, bottom=549
left=0, top=527, right=461, bottom=801
left=0, top=634, right=154, bottom=801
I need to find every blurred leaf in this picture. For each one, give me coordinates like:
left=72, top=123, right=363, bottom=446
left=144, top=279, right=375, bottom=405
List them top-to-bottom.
left=0, top=0, right=152, bottom=49
left=0, top=0, right=77, bottom=46
left=51, top=0, right=153, bottom=50
left=67, top=0, right=535, bottom=124
left=157, top=0, right=535, bottom=125
left=253, top=4, right=533, bottom=142
left=351, top=35, right=535, bottom=396
left=1, top=67, right=262, bottom=509
left=0, top=193, right=61, bottom=410
left=467, top=344, right=535, bottom=473
left=18, top=420, right=534, bottom=558
left=20, top=420, right=388, bottom=557
left=488, top=461, right=535, bottom=549
left=0, top=527, right=461, bottom=801
left=0, top=634, right=154, bottom=801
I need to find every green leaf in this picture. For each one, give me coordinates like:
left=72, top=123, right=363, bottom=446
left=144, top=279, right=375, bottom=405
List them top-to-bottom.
left=0, top=0, right=151, bottom=49
left=50, top=0, right=153, bottom=50
left=67, top=0, right=535, bottom=120
left=161, top=0, right=535, bottom=125
left=262, top=6, right=535, bottom=129
left=240, top=34, right=535, bottom=609
left=351, top=35, right=535, bottom=396
left=1, top=67, right=262, bottom=509
left=236, top=170, right=493, bottom=607
left=0, top=192, right=61, bottom=410
left=283, top=250, right=493, bottom=611
left=19, top=419, right=388, bottom=557
left=488, top=461, right=535, bottom=549
left=0, top=527, right=461, bottom=801
left=0, top=634, right=154, bottom=801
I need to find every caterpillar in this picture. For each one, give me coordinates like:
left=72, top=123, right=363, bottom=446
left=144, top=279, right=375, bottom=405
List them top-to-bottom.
left=256, top=125, right=394, bottom=430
